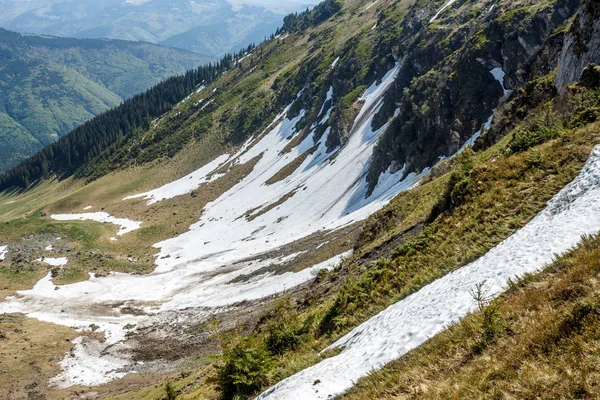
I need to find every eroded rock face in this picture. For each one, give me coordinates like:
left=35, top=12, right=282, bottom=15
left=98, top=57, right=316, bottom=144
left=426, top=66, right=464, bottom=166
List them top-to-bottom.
left=366, top=0, right=580, bottom=193
left=557, top=0, right=600, bottom=91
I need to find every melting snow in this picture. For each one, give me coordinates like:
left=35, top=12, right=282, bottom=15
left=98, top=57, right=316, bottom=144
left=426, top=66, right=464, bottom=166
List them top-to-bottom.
left=430, top=0, right=457, bottom=22
left=331, top=57, right=340, bottom=69
left=0, top=62, right=436, bottom=388
left=490, top=68, right=512, bottom=97
left=459, top=115, right=493, bottom=151
left=258, top=145, right=600, bottom=400
left=123, top=154, right=230, bottom=204
left=50, top=212, right=141, bottom=236
left=0, top=246, right=7, bottom=261
left=37, top=257, right=68, bottom=267
left=50, top=335, right=129, bottom=387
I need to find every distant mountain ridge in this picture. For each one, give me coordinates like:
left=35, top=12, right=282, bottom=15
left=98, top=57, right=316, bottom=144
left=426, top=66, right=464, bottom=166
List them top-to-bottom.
left=0, top=0, right=311, bottom=56
left=0, top=28, right=209, bottom=172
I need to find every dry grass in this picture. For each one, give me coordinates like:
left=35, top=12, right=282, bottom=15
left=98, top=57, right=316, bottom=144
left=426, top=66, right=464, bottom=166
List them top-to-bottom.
left=246, top=189, right=297, bottom=221
left=343, top=233, right=600, bottom=400
left=0, top=314, right=79, bottom=400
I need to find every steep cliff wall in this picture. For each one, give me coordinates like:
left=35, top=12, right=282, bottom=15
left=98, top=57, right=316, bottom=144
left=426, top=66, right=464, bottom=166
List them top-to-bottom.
left=556, top=0, right=600, bottom=91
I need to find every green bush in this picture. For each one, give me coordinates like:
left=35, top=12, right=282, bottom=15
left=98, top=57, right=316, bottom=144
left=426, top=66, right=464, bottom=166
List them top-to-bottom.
left=508, top=124, right=560, bottom=154
left=429, top=151, right=474, bottom=220
left=319, top=258, right=393, bottom=334
left=267, top=318, right=305, bottom=355
left=217, top=337, right=273, bottom=399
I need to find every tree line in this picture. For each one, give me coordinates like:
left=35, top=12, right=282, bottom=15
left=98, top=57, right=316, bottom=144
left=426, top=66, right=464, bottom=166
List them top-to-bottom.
left=0, top=0, right=342, bottom=191
left=0, top=44, right=255, bottom=190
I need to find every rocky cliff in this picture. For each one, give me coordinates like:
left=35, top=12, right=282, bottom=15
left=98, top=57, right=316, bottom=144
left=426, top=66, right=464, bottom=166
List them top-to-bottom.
left=556, top=0, right=600, bottom=91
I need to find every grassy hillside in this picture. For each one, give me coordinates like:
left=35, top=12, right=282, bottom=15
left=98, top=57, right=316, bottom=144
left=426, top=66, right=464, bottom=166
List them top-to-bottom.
left=0, top=0, right=598, bottom=398
left=0, top=28, right=209, bottom=172
left=343, top=232, right=600, bottom=399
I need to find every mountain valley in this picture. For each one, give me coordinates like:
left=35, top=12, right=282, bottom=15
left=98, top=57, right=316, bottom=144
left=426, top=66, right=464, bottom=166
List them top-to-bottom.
left=0, top=0, right=599, bottom=399
left=0, top=28, right=209, bottom=172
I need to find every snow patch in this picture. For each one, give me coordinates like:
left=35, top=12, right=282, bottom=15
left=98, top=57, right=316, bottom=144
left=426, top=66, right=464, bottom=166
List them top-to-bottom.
left=364, top=0, right=378, bottom=10
left=430, top=0, right=457, bottom=22
left=331, top=57, right=340, bottom=69
left=490, top=68, right=512, bottom=97
left=258, top=145, right=600, bottom=400
left=123, top=154, right=230, bottom=205
left=83, top=205, right=93, bottom=210
left=51, top=213, right=141, bottom=236
left=0, top=246, right=7, bottom=261
left=37, top=257, right=68, bottom=267
left=50, top=335, right=129, bottom=388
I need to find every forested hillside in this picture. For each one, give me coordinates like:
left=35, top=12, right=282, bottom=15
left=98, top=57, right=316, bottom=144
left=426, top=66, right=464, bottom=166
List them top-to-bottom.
left=0, top=28, right=209, bottom=172
left=0, top=46, right=251, bottom=188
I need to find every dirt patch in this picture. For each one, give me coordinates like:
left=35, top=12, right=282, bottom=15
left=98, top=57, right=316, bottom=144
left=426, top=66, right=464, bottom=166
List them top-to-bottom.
left=0, top=314, right=79, bottom=400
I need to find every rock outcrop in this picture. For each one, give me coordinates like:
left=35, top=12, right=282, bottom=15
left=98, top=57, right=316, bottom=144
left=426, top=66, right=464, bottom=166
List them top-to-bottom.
left=557, top=0, right=600, bottom=91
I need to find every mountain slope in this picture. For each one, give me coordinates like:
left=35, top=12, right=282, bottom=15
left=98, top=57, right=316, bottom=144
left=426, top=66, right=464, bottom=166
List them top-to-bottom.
left=0, top=0, right=599, bottom=399
left=0, top=0, right=306, bottom=57
left=0, top=28, right=209, bottom=172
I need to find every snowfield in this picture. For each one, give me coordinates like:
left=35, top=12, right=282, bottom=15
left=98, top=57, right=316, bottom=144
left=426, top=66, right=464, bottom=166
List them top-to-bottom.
left=0, top=62, right=492, bottom=388
left=257, top=145, right=600, bottom=400
left=50, top=212, right=142, bottom=235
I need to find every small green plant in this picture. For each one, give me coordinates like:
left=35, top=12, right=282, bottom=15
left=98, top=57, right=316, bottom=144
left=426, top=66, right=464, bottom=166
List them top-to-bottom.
left=525, top=149, right=544, bottom=168
left=315, top=268, right=328, bottom=283
left=470, top=282, right=505, bottom=353
left=165, top=381, right=177, bottom=400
